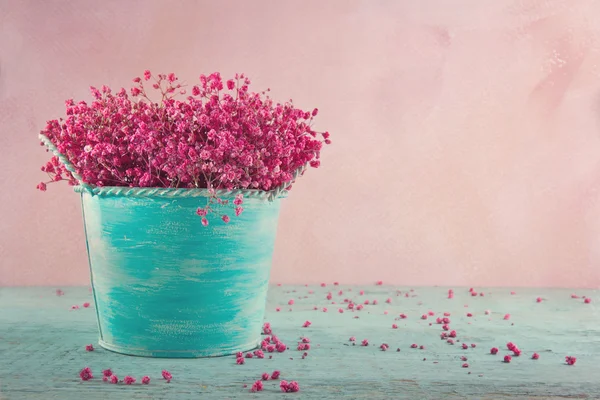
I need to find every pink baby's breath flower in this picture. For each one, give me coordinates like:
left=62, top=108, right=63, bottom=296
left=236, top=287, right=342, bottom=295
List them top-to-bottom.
left=38, top=71, right=331, bottom=225
left=37, top=182, right=47, bottom=191
left=221, top=215, right=230, bottom=223
left=584, top=298, right=592, bottom=304
left=288, top=299, right=294, bottom=305
left=83, top=302, right=90, bottom=308
left=71, top=305, right=79, bottom=309
left=302, top=320, right=311, bottom=328
left=392, top=324, right=398, bottom=329
left=349, top=336, right=356, bottom=342
left=361, top=339, right=369, bottom=346
left=276, top=342, right=287, bottom=352
left=85, top=344, right=94, bottom=351
left=491, top=347, right=499, bottom=355
left=254, top=349, right=265, bottom=358
left=245, top=352, right=253, bottom=359
left=532, top=353, right=540, bottom=360
left=236, top=356, right=245, bottom=364
left=566, top=356, right=577, bottom=365
left=80, top=367, right=93, bottom=381
left=103, top=369, right=112, bottom=378
left=162, top=370, right=172, bottom=382
left=271, top=370, right=281, bottom=379
left=262, top=372, right=270, bottom=380
left=110, top=375, right=119, bottom=384
left=123, top=376, right=136, bottom=385
left=141, top=376, right=150, bottom=384
left=250, top=380, right=264, bottom=392
left=280, top=380, right=300, bottom=393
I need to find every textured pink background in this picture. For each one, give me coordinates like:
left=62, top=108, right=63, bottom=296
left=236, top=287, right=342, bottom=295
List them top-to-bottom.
left=2, top=0, right=600, bottom=288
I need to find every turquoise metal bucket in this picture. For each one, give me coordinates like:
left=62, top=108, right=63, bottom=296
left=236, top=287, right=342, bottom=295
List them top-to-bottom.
left=39, top=134, right=301, bottom=358
left=81, top=191, right=282, bottom=357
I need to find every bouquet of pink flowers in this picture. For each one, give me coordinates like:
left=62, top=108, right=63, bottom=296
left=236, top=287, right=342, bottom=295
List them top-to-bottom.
left=37, top=71, right=330, bottom=224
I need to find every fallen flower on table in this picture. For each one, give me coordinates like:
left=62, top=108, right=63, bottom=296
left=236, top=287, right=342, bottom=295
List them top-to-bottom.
left=584, top=298, right=592, bottom=304
left=83, top=302, right=90, bottom=308
left=71, top=305, right=79, bottom=310
left=504, top=314, right=511, bottom=320
left=302, top=320, right=311, bottom=328
left=263, top=322, right=272, bottom=335
left=392, top=323, right=398, bottom=329
left=349, top=336, right=356, bottom=342
left=361, top=339, right=369, bottom=346
left=276, top=342, right=287, bottom=352
left=297, top=343, right=310, bottom=351
left=380, top=343, right=389, bottom=351
left=410, top=343, right=418, bottom=349
left=85, top=344, right=94, bottom=352
left=490, top=347, right=499, bottom=355
left=254, top=349, right=265, bottom=358
left=245, top=352, right=253, bottom=358
left=532, top=353, right=539, bottom=360
left=504, top=355, right=512, bottom=363
left=236, top=356, right=245, bottom=364
left=565, top=356, right=577, bottom=365
left=462, top=363, right=469, bottom=368
left=79, top=367, right=93, bottom=381
left=102, top=369, right=112, bottom=381
left=162, top=370, right=172, bottom=382
left=271, top=370, right=281, bottom=380
left=262, top=372, right=270, bottom=381
left=110, top=375, right=118, bottom=384
left=123, top=376, right=136, bottom=385
left=142, top=376, right=150, bottom=384
left=250, top=380, right=264, bottom=392
left=280, top=380, right=300, bottom=393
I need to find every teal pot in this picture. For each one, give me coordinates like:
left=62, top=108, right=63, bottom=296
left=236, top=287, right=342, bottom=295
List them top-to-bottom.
left=40, top=134, right=302, bottom=358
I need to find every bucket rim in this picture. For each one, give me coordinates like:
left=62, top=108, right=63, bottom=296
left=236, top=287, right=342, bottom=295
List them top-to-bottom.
left=74, top=185, right=289, bottom=200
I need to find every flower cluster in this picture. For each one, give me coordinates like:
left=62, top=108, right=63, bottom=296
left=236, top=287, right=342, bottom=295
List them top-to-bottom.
left=38, top=71, right=330, bottom=223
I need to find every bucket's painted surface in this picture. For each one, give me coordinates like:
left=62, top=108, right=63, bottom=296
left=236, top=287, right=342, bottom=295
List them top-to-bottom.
left=80, top=192, right=282, bottom=358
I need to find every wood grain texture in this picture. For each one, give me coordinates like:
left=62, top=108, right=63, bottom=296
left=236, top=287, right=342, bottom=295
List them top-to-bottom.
left=80, top=192, right=281, bottom=357
left=0, top=285, right=599, bottom=399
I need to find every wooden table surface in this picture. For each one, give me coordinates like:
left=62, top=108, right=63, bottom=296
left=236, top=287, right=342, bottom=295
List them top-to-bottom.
left=0, top=285, right=599, bottom=399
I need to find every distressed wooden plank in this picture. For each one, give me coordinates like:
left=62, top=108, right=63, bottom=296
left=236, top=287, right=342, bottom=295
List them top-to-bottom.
left=0, top=286, right=599, bottom=399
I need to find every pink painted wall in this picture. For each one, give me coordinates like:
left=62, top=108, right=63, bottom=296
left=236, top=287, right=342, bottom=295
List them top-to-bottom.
left=2, top=0, right=600, bottom=288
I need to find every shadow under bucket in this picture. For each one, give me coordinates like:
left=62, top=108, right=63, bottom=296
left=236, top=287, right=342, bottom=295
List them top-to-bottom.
left=81, top=190, right=282, bottom=358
